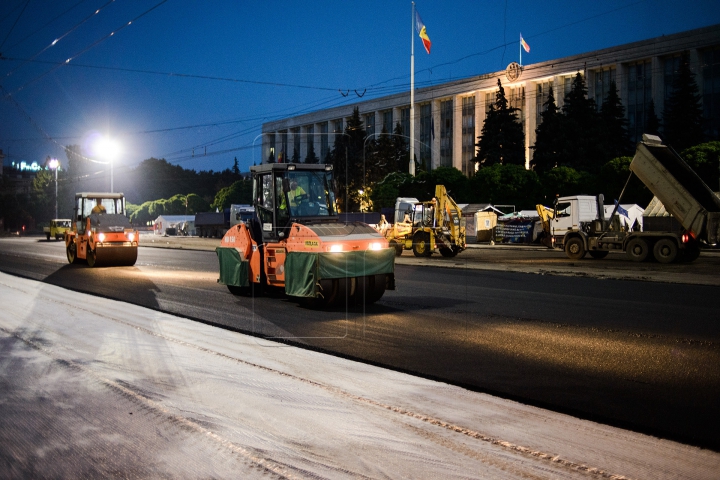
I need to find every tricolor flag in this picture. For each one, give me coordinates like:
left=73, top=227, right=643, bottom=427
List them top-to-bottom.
left=415, top=10, right=431, bottom=54
left=520, top=34, right=530, bottom=53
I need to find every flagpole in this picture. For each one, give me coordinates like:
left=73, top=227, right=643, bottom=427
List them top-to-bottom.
left=409, top=1, right=415, bottom=176
left=519, top=33, right=522, bottom=66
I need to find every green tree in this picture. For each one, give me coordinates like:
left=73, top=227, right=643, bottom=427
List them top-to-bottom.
left=663, top=54, right=704, bottom=151
left=562, top=72, right=602, bottom=172
left=475, top=79, right=525, bottom=168
left=600, top=81, right=632, bottom=160
left=531, top=86, right=565, bottom=173
left=646, top=99, right=661, bottom=137
left=327, top=107, right=365, bottom=211
left=392, top=122, right=410, bottom=173
left=681, top=141, right=720, bottom=193
left=305, top=142, right=319, bottom=164
left=291, top=147, right=300, bottom=163
left=232, top=157, right=240, bottom=175
left=598, top=157, right=652, bottom=206
left=469, top=164, right=540, bottom=209
left=538, top=166, right=587, bottom=203
left=369, top=171, right=413, bottom=211
left=211, top=179, right=253, bottom=210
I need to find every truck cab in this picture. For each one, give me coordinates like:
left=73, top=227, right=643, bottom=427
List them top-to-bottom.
left=551, top=196, right=600, bottom=239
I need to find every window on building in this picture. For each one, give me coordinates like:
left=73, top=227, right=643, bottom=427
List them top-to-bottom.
left=702, top=48, right=720, bottom=140
left=664, top=54, right=683, bottom=109
left=627, top=60, right=652, bottom=143
left=594, top=68, right=617, bottom=110
left=535, top=80, right=554, bottom=126
left=507, top=86, right=525, bottom=126
left=461, top=96, right=475, bottom=176
left=440, top=99, right=453, bottom=167
left=419, top=103, right=432, bottom=170
left=400, top=107, right=410, bottom=136
left=382, top=110, right=393, bottom=134
left=365, top=113, right=375, bottom=138
left=334, top=119, right=343, bottom=133
left=319, top=122, right=329, bottom=161
left=305, top=125, right=314, bottom=161
left=292, top=127, right=301, bottom=162
left=279, top=130, right=288, bottom=163
left=267, top=134, right=276, bottom=163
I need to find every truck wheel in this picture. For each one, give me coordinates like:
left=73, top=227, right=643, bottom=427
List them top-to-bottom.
left=412, top=232, right=432, bottom=257
left=564, top=237, right=586, bottom=260
left=626, top=238, right=649, bottom=262
left=653, top=238, right=678, bottom=264
left=389, top=240, right=403, bottom=257
left=66, top=243, right=80, bottom=264
left=439, top=246, right=459, bottom=257
left=87, top=249, right=97, bottom=268
left=588, top=250, right=609, bottom=259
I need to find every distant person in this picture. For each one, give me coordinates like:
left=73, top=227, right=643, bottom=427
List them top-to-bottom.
left=288, top=180, right=307, bottom=209
left=377, top=214, right=389, bottom=234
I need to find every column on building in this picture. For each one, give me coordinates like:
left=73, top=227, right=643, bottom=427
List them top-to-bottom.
left=524, top=79, right=536, bottom=170
left=474, top=89, right=486, bottom=173
left=452, top=93, right=464, bottom=172
left=431, top=99, right=441, bottom=170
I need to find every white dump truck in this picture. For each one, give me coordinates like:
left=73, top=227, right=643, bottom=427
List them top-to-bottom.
left=538, top=135, right=720, bottom=263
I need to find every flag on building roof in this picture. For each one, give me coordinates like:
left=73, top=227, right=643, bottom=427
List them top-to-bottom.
left=415, top=10, right=431, bottom=54
left=520, top=34, right=530, bottom=53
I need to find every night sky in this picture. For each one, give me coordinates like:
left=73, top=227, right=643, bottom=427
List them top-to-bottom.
left=1, top=0, right=718, bottom=174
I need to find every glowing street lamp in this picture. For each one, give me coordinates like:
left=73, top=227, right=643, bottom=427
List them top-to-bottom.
left=93, top=136, right=121, bottom=192
left=48, top=158, right=60, bottom=219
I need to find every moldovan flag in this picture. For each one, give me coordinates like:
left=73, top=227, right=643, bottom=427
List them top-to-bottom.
left=415, top=10, right=431, bottom=54
left=520, top=34, right=530, bottom=53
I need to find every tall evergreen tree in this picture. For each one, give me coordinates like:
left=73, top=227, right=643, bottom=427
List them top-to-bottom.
left=663, top=54, right=704, bottom=151
left=561, top=72, right=602, bottom=172
left=474, top=79, right=525, bottom=168
left=600, top=80, right=632, bottom=159
left=531, top=86, right=565, bottom=173
left=646, top=99, right=661, bottom=137
left=327, top=107, right=365, bottom=211
left=392, top=121, right=410, bottom=173
left=305, top=142, right=319, bottom=164
left=291, top=147, right=300, bottom=163
left=232, top=157, right=240, bottom=175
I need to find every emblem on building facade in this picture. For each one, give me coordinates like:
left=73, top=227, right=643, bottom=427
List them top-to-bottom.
left=505, top=62, right=521, bottom=82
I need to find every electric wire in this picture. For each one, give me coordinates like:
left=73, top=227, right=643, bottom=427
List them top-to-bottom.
left=0, top=0, right=31, bottom=51
left=3, top=0, right=90, bottom=54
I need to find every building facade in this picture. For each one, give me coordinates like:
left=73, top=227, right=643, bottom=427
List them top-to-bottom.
left=262, top=25, right=720, bottom=175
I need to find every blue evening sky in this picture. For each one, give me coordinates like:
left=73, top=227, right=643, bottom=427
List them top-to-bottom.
left=1, top=0, right=719, bottom=174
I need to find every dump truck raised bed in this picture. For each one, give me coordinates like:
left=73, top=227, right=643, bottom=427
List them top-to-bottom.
left=538, top=135, right=720, bottom=263
left=216, top=163, right=395, bottom=306
left=65, top=192, right=139, bottom=267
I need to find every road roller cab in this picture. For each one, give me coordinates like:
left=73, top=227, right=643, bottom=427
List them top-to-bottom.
left=216, top=163, right=396, bottom=306
left=65, top=192, right=139, bottom=267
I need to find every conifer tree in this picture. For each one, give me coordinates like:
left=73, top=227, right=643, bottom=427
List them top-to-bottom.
left=663, top=54, right=704, bottom=151
left=561, top=72, right=602, bottom=172
left=475, top=79, right=525, bottom=168
left=600, top=80, right=632, bottom=159
left=531, top=86, right=565, bottom=173
left=646, top=99, right=661, bottom=137
left=327, top=107, right=365, bottom=211
left=392, top=122, right=410, bottom=173
left=304, top=142, right=319, bottom=164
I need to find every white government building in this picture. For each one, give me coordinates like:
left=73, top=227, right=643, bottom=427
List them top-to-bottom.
left=262, top=24, right=720, bottom=176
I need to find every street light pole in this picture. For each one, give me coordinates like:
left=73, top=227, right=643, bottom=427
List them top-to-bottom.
left=49, top=158, right=59, bottom=219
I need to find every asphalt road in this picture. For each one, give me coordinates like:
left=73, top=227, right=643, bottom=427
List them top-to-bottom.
left=1, top=235, right=719, bottom=451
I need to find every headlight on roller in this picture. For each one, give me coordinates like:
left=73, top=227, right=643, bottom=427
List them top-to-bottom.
left=127, top=232, right=135, bottom=242
left=97, top=233, right=105, bottom=242
left=368, top=242, right=382, bottom=251
left=328, top=244, right=343, bottom=252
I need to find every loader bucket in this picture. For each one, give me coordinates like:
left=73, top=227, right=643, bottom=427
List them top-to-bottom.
left=89, top=246, right=138, bottom=267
